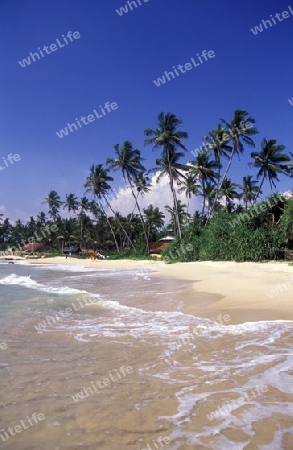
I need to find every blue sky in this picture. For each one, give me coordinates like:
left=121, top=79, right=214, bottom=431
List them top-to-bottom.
left=1, top=0, right=293, bottom=221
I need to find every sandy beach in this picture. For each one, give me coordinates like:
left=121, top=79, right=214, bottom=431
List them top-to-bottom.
left=1, top=256, right=292, bottom=449
left=19, top=256, right=293, bottom=323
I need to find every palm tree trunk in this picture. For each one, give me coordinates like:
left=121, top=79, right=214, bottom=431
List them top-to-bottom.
left=210, top=147, right=235, bottom=216
left=167, top=152, right=181, bottom=238
left=208, top=156, right=221, bottom=218
left=253, top=175, right=265, bottom=205
left=127, top=176, right=150, bottom=253
left=201, top=179, right=206, bottom=217
left=103, top=196, right=135, bottom=249
left=186, top=197, right=190, bottom=222
left=99, top=202, right=119, bottom=252
left=79, top=214, right=83, bottom=247
left=105, top=215, right=119, bottom=253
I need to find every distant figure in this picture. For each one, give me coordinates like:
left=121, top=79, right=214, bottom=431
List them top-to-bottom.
left=96, top=252, right=105, bottom=260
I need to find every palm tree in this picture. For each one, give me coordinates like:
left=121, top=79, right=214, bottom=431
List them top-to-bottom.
left=210, top=110, right=258, bottom=215
left=220, top=110, right=258, bottom=179
left=144, top=112, right=188, bottom=239
left=203, top=125, right=232, bottom=182
left=203, top=125, right=232, bottom=173
left=250, top=138, right=291, bottom=202
left=107, top=141, right=148, bottom=252
left=154, top=147, right=187, bottom=184
left=154, top=147, right=188, bottom=231
left=188, top=150, right=220, bottom=216
left=288, top=152, right=293, bottom=176
left=84, top=164, right=119, bottom=252
left=128, top=171, right=152, bottom=223
left=134, top=171, right=152, bottom=198
left=178, top=172, right=200, bottom=217
left=241, top=175, right=260, bottom=208
left=219, top=178, right=240, bottom=211
left=203, top=182, right=218, bottom=216
left=43, top=190, right=61, bottom=221
left=63, top=193, right=78, bottom=216
left=77, top=197, right=90, bottom=246
left=88, top=199, right=101, bottom=222
left=165, top=200, right=187, bottom=234
left=144, top=204, right=165, bottom=241
left=36, top=212, right=46, bottom=228
left=78, top=214, right=93, bottom=249
left=26, top=216, right=37, bottom=236
left=0, top=218, right=12, bottom=245
left=8, top=219, right=23, bottom=247
left=57, top=219, right=79, bottom=252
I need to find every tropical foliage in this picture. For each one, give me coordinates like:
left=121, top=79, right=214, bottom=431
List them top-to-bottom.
left=1, top=109, right=292, bottom=261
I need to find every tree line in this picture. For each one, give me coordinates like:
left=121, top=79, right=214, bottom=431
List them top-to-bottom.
left=1, top=109, right=292, bottom=258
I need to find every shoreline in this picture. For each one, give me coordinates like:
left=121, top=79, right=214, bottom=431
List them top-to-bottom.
left=3, top=256, right=293, bottom=323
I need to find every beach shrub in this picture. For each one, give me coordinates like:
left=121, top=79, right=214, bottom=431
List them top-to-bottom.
left=164, top=210, right=283, bottom=263
left=200, top=211, right=281, bottom=261
left=161, top=221, right=202, bottom=263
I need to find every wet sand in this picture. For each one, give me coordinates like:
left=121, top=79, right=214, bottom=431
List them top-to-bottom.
left=26, top=257, right=293, bottom=323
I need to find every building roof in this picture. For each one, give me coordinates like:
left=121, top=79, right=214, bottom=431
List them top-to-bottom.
left=159, top=236, right=175, bottom=241
left=21, top=242, right=45, bottom=252
left=63, top=246, right=81, bottom=253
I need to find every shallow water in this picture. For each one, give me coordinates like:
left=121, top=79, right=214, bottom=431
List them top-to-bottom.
left=0, top=261, right=292, bottom=449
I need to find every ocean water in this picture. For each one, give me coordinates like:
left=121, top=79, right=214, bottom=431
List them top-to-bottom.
left=0, top=261, right=292, bottom=450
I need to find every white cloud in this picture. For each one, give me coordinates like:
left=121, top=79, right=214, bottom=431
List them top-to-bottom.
left=108, top=171, right=199, bottom=219
left=282, top=190, right=293, bottom=198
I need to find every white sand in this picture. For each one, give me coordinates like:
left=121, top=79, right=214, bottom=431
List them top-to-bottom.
left=18, top=256, right=293, bottom=322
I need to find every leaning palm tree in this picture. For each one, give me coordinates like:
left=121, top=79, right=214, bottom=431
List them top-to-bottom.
left=210, top=110, right=258, bottom=215
left=220, top=110, right=258, bottom=181
left=144, top=112, right=188, bottom=239
left=203, top=125, right=232, bottom=184
left=250, top=138, right=291, bottom=203
left=107, top=141, right=148, bottom=252
left=188, top=150, right=220, bottom=217
left=84, top=164, right=120, bottom=252
left=85, top=164, right=134, bottom=250
left=127, top=171, right=152, bottom=223
left=134, top=171, right=152, bottom=199
left=241, top=175, right=260, bottom=208
left=43, top=190, right=61, bottom=221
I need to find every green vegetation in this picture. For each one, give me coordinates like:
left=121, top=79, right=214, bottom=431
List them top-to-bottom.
left=0, top=109, right=292, bottom=261
left=163, top=197, right=293, bottom=262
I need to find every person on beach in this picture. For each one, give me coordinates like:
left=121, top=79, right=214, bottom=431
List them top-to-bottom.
left=96, top=251, right=105, bottom=260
